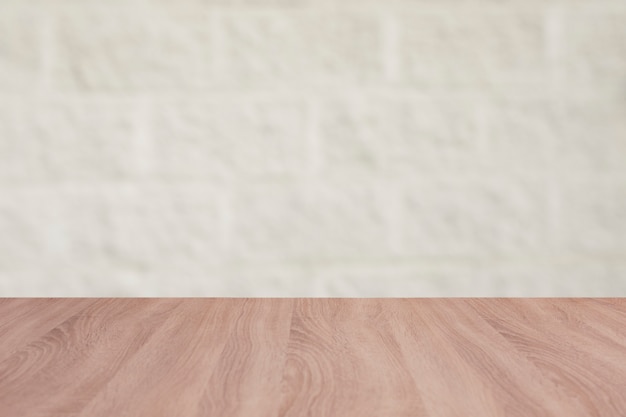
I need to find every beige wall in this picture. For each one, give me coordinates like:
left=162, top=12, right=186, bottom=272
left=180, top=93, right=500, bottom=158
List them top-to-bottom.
left=0, top=0, right=625, bottom=296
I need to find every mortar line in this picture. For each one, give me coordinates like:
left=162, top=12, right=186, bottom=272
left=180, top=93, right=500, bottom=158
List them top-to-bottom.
left=39, top=10, right=55, bottom=96
left=382, top=11, right=399, bottom=84
left=132, top=97, right=155, bottom=179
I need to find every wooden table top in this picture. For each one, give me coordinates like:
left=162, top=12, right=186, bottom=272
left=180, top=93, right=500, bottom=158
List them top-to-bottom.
left=1, top=299, right=625, bottom=417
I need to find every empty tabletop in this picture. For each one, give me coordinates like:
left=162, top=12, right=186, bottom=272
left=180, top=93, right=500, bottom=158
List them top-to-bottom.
left=1, top=298, right=625, bottom=416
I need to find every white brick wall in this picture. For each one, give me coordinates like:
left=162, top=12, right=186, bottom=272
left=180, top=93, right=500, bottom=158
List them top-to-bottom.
left=0, top=0, right=625, bottom=296
left=54, top=9, right=212, bottom=91
left=0, top=10, right=42, bottom=92
left=152, top=98, right=308, bottom=179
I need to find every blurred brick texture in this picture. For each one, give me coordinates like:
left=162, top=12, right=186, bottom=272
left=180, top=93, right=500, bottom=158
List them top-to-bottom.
left=0, top=0, right=625, bottom=295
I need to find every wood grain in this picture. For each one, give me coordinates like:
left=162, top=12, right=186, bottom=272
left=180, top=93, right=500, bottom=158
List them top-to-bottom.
left=1, top=299, right=625, bottom=417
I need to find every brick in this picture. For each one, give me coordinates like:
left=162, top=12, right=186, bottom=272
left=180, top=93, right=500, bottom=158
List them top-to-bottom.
left=0, top=0, right=143, bottom=3
left=8, top=0, right=307, bottom=5
left=154, top=0, right=308, bottom=6
left=212, top=0, right=308, bottom=5
left=323, top=0, right=619, bottom=4
left=469, top=0, right=622, bottom=3
left=53, top=10, right=211, bottom=91
left=558, top=11, right=626, bottom=94
left=0, top=12, right=42, bottom=92
left=219, top=12, right=383, bottom=87
left=397, top=12, right=547, bottom=90
left=317, top=96, right=481, bottom=174
left=484, top=97, right=626, bottom=173
left=316, top=98, right=390, bottom=174
left=483, top=98, right=560, bottom=172
left=152, top=99, right=308, bottom=179
left=384, top=99, right=481, bottom=173
left=554, top=99, right=626, bottom=172
left=0, top=101, right=137, bottom=182
left=0, top=103, right=37, bottom=182
left=399, top=180, right=548, bottom=257
left=464, top=180, right=549, bottom=255
left=556, top=181, right=626, bottom=254
left=230, top=182, right=391, bottom=262
left=398, top=183, right=469, bottom=256
left=1, top=186, right=225, bottom=270
left=99, top=186, right=225, bottom=268
left=0, top=187, right=104, bottom=271
left=6, top=189, right=106, bottom=267
left=50, top=189, right=111, bottom=265
left=0, top=191, right=48, bottom=269
left=312, top=262, right=625, bottom=297
left=476, top=262, right=626, bottom=297
left=313, top=263, right=619, bottom=297
left=0, top=264, right=229, bottom=296
left=472, top=264, right=559, bottom=297
left=311, top=265, right=476, bottom=297
left=109, top=266, right=232, bottom=296
left=224, top=266, right=317, bottom=296
left=0, top=267, right=134, bottom=297
left=0, top=271, right=58, bottom=296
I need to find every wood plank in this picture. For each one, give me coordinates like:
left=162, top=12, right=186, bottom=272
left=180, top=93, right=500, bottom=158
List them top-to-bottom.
left=197, top=298, right=294, bottom=417
left=0, top=299, right=625, bottom=417
left=0, top=299, right=93, bottom=364
left=0, top=299, right=182, bottom=416
left=75, top=299, right=294, bottom=417
left=279, top=299, right=425, bottom=417
left=389, top=299, right=525, bottom=417
left=470, top=299, right=626, bottom=416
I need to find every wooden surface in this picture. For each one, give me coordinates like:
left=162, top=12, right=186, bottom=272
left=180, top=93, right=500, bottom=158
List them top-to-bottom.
left=1, top=299, right=626, bottom=417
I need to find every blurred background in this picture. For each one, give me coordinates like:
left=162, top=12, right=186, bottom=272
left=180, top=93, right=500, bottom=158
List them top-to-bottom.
left=0, top=0, right=625, bottom=296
